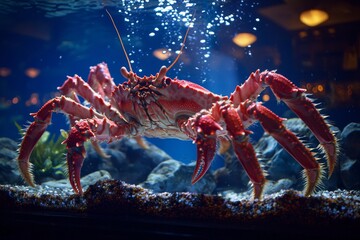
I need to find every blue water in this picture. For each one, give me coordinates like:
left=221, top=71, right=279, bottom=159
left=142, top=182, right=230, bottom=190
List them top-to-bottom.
left=0, top=0, right=358, bottom=163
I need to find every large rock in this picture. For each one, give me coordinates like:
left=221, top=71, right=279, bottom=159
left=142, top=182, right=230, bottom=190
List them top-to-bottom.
left=340, top=122, right=360, bottom=189
left=341, top=123, right=360, bottom=159
left=0, top=137, right=22, bottom=185
left=84, top=138, right=172, bottom=184
left=214, top=150, right=250, bottom=192
left=141, top=159, right=216, bottom=194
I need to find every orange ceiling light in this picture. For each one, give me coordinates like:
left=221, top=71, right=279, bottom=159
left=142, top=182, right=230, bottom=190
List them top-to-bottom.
left=300, top=9, right=329, bottom=27
left=232, top=33, right=257, bottom=47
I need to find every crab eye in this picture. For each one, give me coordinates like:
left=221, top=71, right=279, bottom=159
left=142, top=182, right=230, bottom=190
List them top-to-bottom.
left=165, top=78, right=171, bottom=85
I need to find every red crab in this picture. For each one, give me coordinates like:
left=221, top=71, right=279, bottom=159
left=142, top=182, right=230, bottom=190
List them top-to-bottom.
left=17, top=13, right=337, bottom=199
left=17, top=61, right=337, bottom=198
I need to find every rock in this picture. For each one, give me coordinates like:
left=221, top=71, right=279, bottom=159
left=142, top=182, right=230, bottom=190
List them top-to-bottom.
left=341, top=122, right=360, bottom=159
left=339, top=123, right=360, bottom=190
left=0, top=137, right=22, bottom=185
left=0, top=137, right=18, bottom=150
left=84, top=138, right=172, bottom=184
left=267, top=148, right=302, bottom=181
left=214, top=150, right=249, bottom=192
left=340, top=157, right=360, bottom=189
left=141, top=159, right=216, bottom=194
left=42, top=170, right=112, bottom=190
left=263, top=178, right=294, bottom=195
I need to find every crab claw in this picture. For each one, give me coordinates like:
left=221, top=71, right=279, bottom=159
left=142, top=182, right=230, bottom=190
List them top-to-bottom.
left=191, top=115, right=222, bottom=184
left=62, top=121, right=94, bottom=194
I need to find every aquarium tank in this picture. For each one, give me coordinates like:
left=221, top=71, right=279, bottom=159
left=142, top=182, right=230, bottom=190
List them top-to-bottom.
left=0, top=0, right=359, bottom=239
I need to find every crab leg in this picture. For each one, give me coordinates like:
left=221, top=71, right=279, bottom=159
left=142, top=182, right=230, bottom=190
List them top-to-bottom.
left=87, top=62, right=116, bottom=99
left=58, top=69, right=127, bottom=156
left=262, top=71, right=337, bottom=176
left=58, top=74, right=125, bottom=125
left=17, top=96, right=99, bottom=187
left=247, top=102, right=322, bottom=196
left=187, top=103, right=266, bottom=199
left=221, top=105, right=266, bottom=199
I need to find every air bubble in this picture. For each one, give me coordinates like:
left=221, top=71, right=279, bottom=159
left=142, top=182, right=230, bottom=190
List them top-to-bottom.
left=164, top=6, right=173, bottom=12
left=149, top=32, right=155, bottom=37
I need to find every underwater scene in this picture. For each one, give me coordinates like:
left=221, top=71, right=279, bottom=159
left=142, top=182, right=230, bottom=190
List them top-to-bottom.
left=0, top=0, right=359, bottom=239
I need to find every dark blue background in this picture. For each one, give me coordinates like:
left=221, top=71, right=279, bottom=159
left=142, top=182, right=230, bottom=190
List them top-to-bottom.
left=0, top=1, right=358, bottom=164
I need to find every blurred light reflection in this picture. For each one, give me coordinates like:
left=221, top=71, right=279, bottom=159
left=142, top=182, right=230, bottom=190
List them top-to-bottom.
left=0, top=67, right=11, bottom=77
left=25, top=68, right=40, bottom=78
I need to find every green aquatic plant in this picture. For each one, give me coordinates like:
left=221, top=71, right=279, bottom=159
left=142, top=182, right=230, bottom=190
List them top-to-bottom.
left=15, top=122, right=68, bottom=183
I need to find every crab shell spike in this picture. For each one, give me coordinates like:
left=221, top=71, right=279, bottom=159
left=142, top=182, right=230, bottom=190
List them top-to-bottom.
left=153, top=66, right=168, bottom=86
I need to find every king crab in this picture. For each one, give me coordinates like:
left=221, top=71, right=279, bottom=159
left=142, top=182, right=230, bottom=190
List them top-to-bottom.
left=17, top=13, right=337, bottom=199
left=17, top=61, right=337, bottom=198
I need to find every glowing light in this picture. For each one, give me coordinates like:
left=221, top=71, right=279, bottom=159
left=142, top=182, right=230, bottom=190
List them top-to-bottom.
left=300, top=9, right=329, bottom=27
left=328, top=28, right=336, bottom=34
left=313, top=30, right=320, bottom=36
left=299, top=31, right=307, bottom=38
left=232, top=33, right=257, bottom=47
left=153, top=48, right=171, bottom=60
left=0, top=67, right=11, bottom=77
left=25, top=68, right=40, bottom=78
left=317, top=84, right=324, bottom=92
left=26, top=93, right=39, bottom=106
left=262, top=94, right=270, bottom=102
left=31, top=95, right=38, bottom=105
left=12, top=97, right=19, bottom=104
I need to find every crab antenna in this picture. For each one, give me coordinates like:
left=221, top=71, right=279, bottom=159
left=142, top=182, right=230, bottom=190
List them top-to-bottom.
left=105, top=9, right=133, bottom=72
left=166, top=14, right=194, bottom=71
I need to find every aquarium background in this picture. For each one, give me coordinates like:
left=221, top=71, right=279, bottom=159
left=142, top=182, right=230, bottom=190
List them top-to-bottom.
left=0, top=0, right=359, bottom=165
left=0, top=1, right=360, bottom=239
